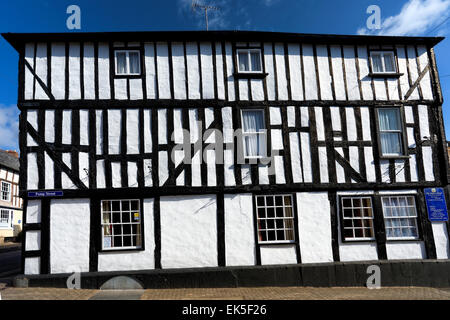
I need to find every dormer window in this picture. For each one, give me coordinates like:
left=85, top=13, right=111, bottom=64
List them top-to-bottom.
left=237, top=49, right=262, bottom=73
left=115, top=50, right=141, bottom=76
left=370, top=51, right=396, bottom=74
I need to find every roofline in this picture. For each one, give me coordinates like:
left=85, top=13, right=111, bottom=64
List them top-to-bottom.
left=1, top=30, right=445, bottom=52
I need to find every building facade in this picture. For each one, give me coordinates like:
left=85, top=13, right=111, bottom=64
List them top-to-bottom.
left=3, top=31, right=450, bottom=278
left=0, top=150, right=23, bottom=243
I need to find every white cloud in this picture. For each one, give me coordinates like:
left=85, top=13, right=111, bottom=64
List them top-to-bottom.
left=358, top=0, right=450, bottom=36
left=0, top=104, right=20, bottom=152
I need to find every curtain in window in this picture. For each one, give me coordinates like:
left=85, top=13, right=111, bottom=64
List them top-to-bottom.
left=250, top=51, right=261, bottom=71
left=116, top=52, right=127, bottom=74
left=129, top=52, right=140, bottom=74
left=239, top=52, right=249, bottom=71
left=372, top=54, right=383, bottom=72
left=383, top=54, right=394, bottom=72
left=378, top=109, right=402, bottom=154
left=242, top=111, right=265, bottom=157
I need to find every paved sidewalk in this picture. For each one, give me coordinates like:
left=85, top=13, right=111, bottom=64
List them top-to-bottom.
left=2, top=285, right=450, bottom=300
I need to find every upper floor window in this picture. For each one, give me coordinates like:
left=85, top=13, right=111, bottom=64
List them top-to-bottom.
left=237, top=49, right=262, bottom=73
left=115, top=50, right=141, bottom=76
left=370, top=51, right=397, bottom=74
left=376, top=107, right=406, bottom=157
left=241, top=109, right=267, bottom=158
left=1, top=181, right=11, bottom=202
left=255, top=194, right=295, bottom=243
left=382, top=195, right=419, bottom=240
left=341, top=196, right=375, bottom=241
left=101, top=199, right=142, bottom=250
left=0, top=209, right=12, bottom=229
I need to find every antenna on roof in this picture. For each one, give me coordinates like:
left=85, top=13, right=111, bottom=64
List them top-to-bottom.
left=191, top=1, right=220, bottom=31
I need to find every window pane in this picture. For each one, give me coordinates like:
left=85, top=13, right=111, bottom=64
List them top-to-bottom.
left=250, top=51, right=261, bottom=71
left=116, top=52, right=127, bottom=74
left=129, top=52, right=140, bottom=74
left=238, top=52, right=249, bottom=71
left=383, top=53, right=395, bottom=72
left=372, top=54, right=383, bottom=72
left=378, top=109, right=401, bottom=131
left=242, top=110, right=265, bottom=132
left=380, top=132, right=402, bottom=155
left=340, top=197, right=375, bottom=240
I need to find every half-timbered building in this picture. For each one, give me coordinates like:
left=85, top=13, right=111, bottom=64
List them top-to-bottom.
left=3, top=31, right=450, bottom=285
left=0, top=149, right=23, bottom=243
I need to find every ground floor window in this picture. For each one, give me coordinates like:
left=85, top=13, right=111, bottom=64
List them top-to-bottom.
left=255, top=194, right=295, bottom=243
left=381, top=195, right=419, bottom=240
left=340, top=197, right=375, bottom=241
left=101, top=199, right=142, bottom=250
left=0, top=209, right=12, bottom=228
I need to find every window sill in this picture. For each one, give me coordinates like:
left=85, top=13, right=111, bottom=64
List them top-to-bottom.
left=234, top=72, right=268, bottom=79
left=369, top=72, right=403, bottom=78
left=113, top=74, right=142, bottom=79
left=379, top=155, right=410, bottom=160
left=385, top=238, right=422, bottom=242
left=258, top=241, right=297, bottom=246
left=99, top=247, right=144, bottom=253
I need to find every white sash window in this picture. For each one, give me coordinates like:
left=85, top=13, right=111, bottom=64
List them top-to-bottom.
left=237, top=49, right=262, bottom=73
left=115, top=50, right=141, bottom=76
left=370, top=51, right=396, bottom=73
left=377, top=108, right=405, bottom=156
left=241, top=109, right=267, bottom=158
left=1, top=181, right=11, bottom=202
left=382, top=196, right=419, bottom=240
left=341, top=197, right=375, bottom=241
left=101, top=199, right=142, bottom=250
left=0, top=209, right=12, bottom=229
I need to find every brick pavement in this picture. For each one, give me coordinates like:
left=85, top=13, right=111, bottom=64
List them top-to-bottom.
left=2, top=284, right=450, bottom=300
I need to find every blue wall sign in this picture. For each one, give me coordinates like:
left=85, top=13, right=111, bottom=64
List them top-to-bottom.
left=424, top=188, right=448, bottom=222
left=28, top=191, right=64, bottom=197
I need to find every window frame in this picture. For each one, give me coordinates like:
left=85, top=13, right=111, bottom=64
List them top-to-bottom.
left=236, top=48, right=263, bottom=74
left=114, top=49, right=142, bottom=77
left=368, top=50, right=400, bottom=76
left=375, top=106, right=409, bottom=159
left=240, top=108, right=268, bottom=160
left=1, top=181, right=11, bottom=202
left=254, top=194, right=297, bottom=244
left=381, top=194, right=421, bottom=241
left=339, top=196, right=376, bottom=242
left=100, top=199, right=144, bottom=252
left=0, top=209, right=13, bottom=229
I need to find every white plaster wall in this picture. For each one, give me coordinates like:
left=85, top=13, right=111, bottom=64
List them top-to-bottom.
left=296, top=192, right=333, bottom=263
left=224, top=193, right=255, bottom=266
left=160, top=195, right=217, bottom=269
left=98, top=198, right=155, bottom=271
left=50, top=199, right=90, bottom=274
left=26, top=200, right=41, bottom=224
left=431, top=222, right=450, bottom=259
left=25, top=230, right=41, bottom=251
left=339, top=242, right=379, bottom=262
left=386, top=242, right=426, bottom=260
left=260, top=245, right=297, bottom=265
left=24, top=257, right=40, bottom=275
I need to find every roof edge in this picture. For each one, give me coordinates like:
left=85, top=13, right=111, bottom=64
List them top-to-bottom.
left=2, top=30, right=445, bottom=52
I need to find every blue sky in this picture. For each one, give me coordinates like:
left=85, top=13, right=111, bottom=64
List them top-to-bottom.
left=1, top=0, right=450, bottom=151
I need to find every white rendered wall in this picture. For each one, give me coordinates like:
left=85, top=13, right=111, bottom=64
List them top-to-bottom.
left=296, top=192, right=334, bottom=263
left=224, top=193, right=255, bottom=266
left=160, top=194, right=217, bottom=269
left=98, top=198, right=155, bottom=271
left=50, top=199, right=90, bottom=274
left=431, top=222, right=450, bottom=259
left=386, top=242, right=426, bottom=260
left=260, top=245, right=297, bottom=265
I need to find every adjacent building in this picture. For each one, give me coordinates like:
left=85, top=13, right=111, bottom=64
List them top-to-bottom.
left=2, top=31, right=450, bottom=283
left=0, top=149, right=22, bottom=243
